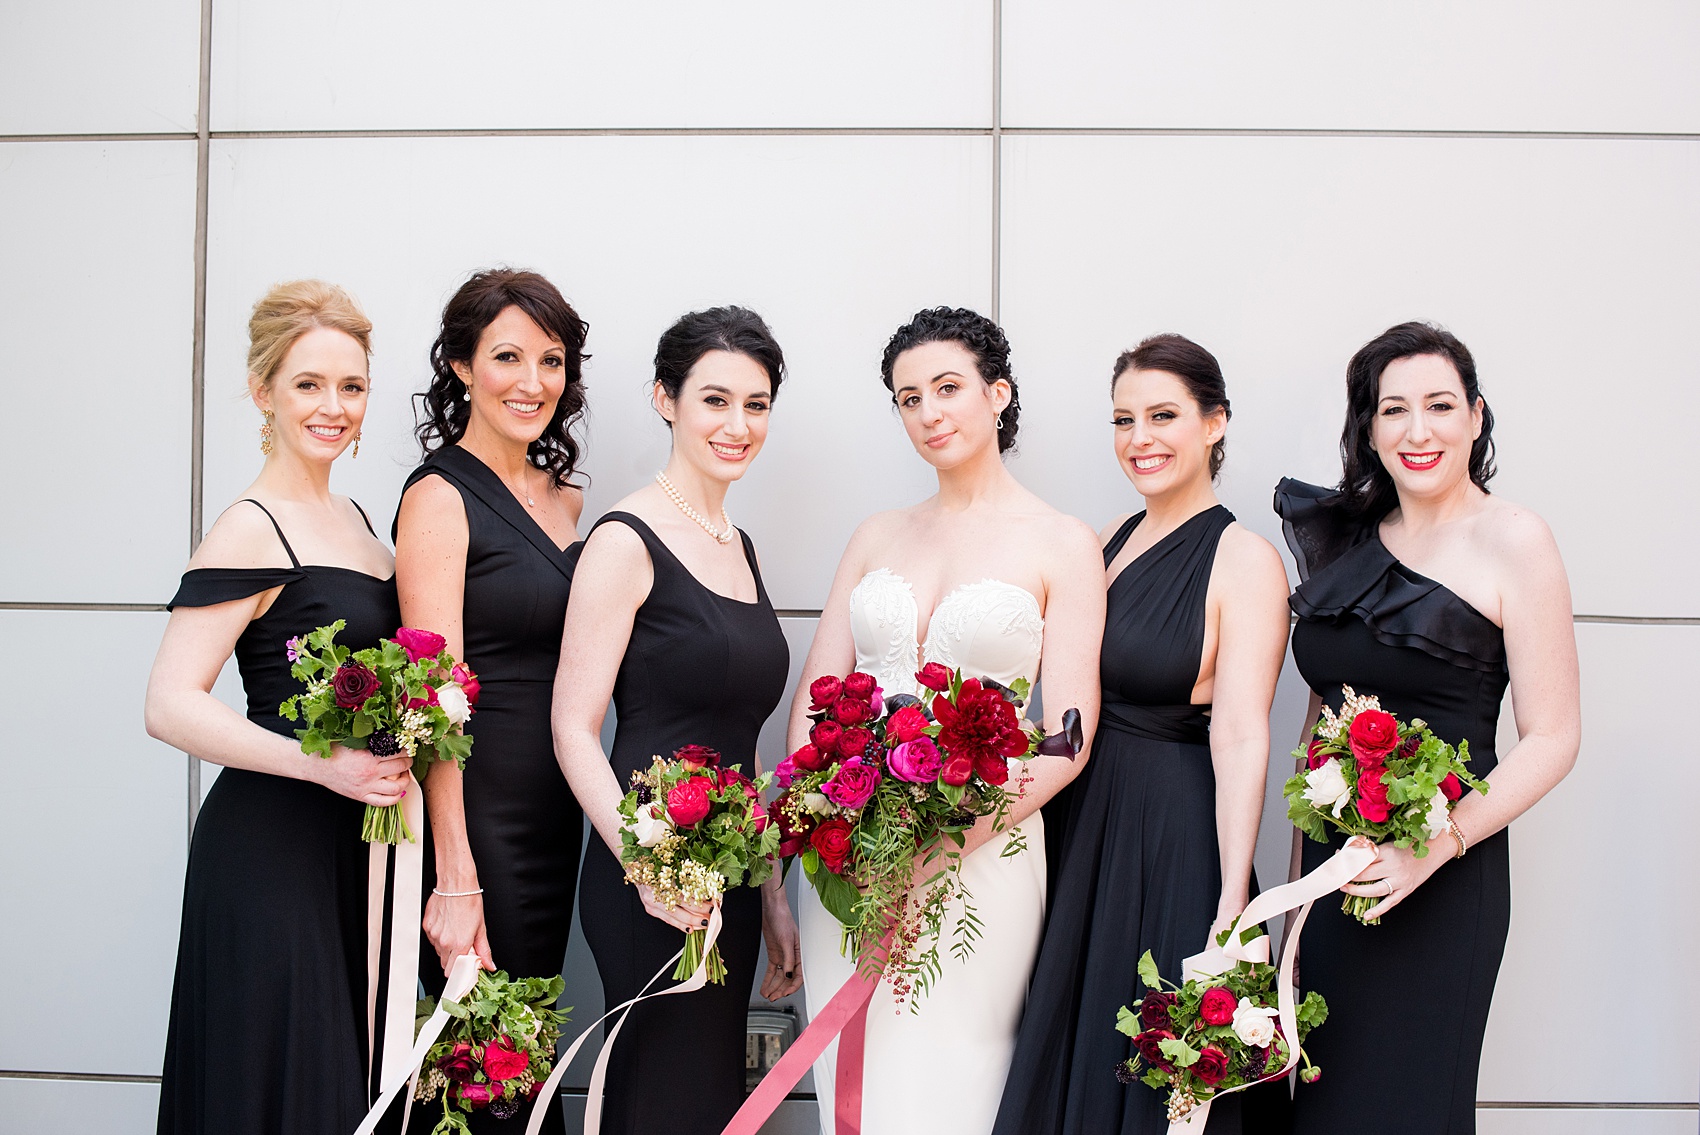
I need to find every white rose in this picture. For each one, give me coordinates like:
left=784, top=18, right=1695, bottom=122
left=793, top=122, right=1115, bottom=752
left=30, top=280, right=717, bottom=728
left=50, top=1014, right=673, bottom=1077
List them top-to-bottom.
left=435, top=682, right=472, bottom=726
left=1302, top=758, right=1353, bottom=818
left=1421, top=790, right=1451, bottom=841
left=801, top=791, right=838, bottom=816
left=628, top=803, right=673, bottom=848
left=1231, top=1001, right=1279, bottom=1048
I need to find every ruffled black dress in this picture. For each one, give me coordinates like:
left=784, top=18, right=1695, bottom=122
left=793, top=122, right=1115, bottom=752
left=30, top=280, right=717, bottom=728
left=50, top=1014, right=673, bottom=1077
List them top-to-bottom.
left=1276, top=479, right=1511, bottom=1135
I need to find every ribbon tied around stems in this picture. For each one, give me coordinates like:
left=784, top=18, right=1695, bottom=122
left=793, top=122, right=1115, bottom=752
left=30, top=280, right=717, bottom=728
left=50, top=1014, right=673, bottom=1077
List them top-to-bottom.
left=1164, top=838, right=1378, bottom=1133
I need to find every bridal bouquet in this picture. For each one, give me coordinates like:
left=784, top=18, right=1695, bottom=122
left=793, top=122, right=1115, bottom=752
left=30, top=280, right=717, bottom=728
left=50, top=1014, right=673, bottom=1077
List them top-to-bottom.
left=279, top=621, right=476, bottom=843
left=774, top=664, right=1071, bottom=1004
left=1283, top=685, right=1486, bottom=923
left=617, top=745, right=779, bottom=983
left=1117, top=935, right=1328, bottom=1124
left=412, top=969, right=569, bottom=1132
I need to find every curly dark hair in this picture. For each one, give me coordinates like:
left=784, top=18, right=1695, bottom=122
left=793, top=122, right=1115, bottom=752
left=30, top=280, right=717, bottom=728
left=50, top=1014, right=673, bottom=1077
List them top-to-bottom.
left=413, top=268, right=590, bottom=487
left=654, top=306, right=785, bottom=417
left=879, top=306, right=1020, bottom=454
left=1338, top=321, right=1496, bottom=519
left=1111, top=333, right=1232, bottom=482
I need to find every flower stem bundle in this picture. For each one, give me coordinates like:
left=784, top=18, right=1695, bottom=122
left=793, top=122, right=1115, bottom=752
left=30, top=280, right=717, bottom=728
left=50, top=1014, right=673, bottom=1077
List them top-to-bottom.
left=413, top=970, right=568, bottom=1132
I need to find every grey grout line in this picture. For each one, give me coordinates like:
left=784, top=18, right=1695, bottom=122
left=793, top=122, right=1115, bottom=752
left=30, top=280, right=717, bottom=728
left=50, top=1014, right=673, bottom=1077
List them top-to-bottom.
left=186, top=0, right=214, bottom=841
left=989, top=0, right=1003, bottom=323
left=208, top=126, right=988, bottom=140
left=1002, top=126, right=1700, bottom=142
left=0, top=132, right=196, bottom=143
left=0, top=602, right=168, bottom=612
left=1573, top=614, right=1700, bottom=625
left=0, top=1070, right=162, bottom=1083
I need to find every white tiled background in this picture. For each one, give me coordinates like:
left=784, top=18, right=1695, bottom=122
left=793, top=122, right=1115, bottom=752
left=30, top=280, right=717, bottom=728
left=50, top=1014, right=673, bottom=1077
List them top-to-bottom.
left=2, top=1, right=1695, bottom=1130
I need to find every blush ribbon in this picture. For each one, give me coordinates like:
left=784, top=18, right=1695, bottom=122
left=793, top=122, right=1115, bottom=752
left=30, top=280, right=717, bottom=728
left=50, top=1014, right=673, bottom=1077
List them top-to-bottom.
left=356, top=774, right=426, bottom=1132
left=352, top=947, right=482, bottom=1135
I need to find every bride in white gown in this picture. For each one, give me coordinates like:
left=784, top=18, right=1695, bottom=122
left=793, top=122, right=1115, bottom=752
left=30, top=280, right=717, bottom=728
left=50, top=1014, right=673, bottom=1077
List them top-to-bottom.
left=791, top=308, right=1105, bottom=1135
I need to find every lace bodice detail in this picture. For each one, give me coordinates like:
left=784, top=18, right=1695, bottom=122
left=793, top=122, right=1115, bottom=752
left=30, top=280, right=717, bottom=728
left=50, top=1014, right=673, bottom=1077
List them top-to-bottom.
left=848, top=568, right=1044, bottom=699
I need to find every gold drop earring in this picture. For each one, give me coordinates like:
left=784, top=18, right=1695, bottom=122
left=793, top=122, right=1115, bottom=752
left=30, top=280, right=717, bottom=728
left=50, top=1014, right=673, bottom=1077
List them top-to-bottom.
left=259, top=410, right=274, bottom=456
left=352, top=431, right=361, bottom=458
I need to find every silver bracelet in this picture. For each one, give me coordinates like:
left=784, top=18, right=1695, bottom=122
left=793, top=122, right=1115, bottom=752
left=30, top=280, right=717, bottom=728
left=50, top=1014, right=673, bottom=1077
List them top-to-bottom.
left=432, top=886, right=484, bottom=897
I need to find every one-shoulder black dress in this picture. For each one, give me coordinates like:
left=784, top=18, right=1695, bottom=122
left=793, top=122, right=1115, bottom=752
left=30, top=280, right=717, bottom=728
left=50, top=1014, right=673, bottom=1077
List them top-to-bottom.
left=399, top=446, right=584, bottom=1135
left=1276, top=479, right=1511, bottom=1135
left=158, top=499, right=400, bottom=1135
left=996, top=506, right=1284, bottom=1135
left=570, top=512, right=789, bottom=1135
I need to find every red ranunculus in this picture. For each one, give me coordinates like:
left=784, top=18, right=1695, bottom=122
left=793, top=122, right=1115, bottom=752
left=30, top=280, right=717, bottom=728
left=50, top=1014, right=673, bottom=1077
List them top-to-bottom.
left=393, top=626, right=447, bottom=663
left=331, top=661, right=381, bottom=709
left=450, top=662, right=481, bottom=706
left=915, top=662, right=952, bottom=692
left=843, top=673, right=877, bottom=702
left=808, top=675, right=844, bottom=712
left=406, top=682, right=439, bottom=710
left=832, top=697, right=870, bottom=726
left=887, top=705, right=928, bottom=744
left=1348, top=709, right=1400, bottom=767
left=810, top=721, right=843, bottom=754
left=837, top=727, right=873, bottom=758
left=1305, top=738, right=1329, bottom=770
left=791, top=743, right=829, bottom=772
left=675, top=744, right=721, bottom=771
left=973, top=754, right=1010, bottom=786
left=939, top=755, right=974, bottom=787
left=1356, top=766, right=1393, bottom=823
left=1439, top=772, right=1463, bottom=801
left=666, top=778, right=712, bottom=827
left=773, top=799, right=811, bottom=857
left=810, top=817, right=854, bottom=873
left=1199, top=986, right=1238, bottom=1026
left=1140, top=991, right=1177, bottom=1032
left=1134, top=1028, right=1175, bottom=1072
left=483, top=1036, right=530, bottom=1081
left=438, top=1041, right=477, bottom=1082
left=1193, top=1046, right=1230, bottom=1085
left=458, top=1081, right=496, bottom=1106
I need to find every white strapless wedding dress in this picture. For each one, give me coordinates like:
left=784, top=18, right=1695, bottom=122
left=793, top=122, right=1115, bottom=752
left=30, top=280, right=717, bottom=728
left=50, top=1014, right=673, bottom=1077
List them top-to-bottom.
left=800, top=568, right=1047, bottom=1135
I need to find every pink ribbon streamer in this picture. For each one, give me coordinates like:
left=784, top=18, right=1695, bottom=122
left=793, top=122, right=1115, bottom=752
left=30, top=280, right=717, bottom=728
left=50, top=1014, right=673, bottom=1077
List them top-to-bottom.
left=359, top=775, right=425, bottom=1129
left=1166, top=838, right=1377, bottom=1132
left=352, top=949, right=482, bottom=1135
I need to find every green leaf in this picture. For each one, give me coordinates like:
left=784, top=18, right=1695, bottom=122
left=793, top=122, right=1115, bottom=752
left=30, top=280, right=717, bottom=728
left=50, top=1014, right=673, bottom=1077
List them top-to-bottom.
left=299, top=728, right=333, bottom=759
left=808, top=860, right=860, bottom=927
left=1137, top=949, right=1161, bottom=991
left=1115, top=1004, right=1140, bottom=1037
left=1159, top=1037, right=1200, bottom=1067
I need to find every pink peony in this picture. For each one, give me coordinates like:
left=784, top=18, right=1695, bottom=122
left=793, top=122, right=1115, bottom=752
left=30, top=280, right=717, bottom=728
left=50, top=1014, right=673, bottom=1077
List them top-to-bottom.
left=886, top=737, right=944, bottom=784
left=822, top=757, right=881, bottom=809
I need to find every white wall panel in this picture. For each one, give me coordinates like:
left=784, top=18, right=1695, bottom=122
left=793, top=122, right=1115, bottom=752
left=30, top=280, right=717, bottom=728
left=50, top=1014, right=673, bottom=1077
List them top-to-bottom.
left=0, top=1, right=200, bottom=135
left=210, top=1, right=989, bottom=132
left=1003, top=1, right=1700, bottom=133
left=999, top=133, right=1700, bottom=617
left=201, top=134, right=990, bottom=606
left=0, top=141, right=197, bottom=604
left=0, top=611, right=183, bottom=1075
left=1479, top=624, right=1700, bottom=1102
left=0, top=1078, right=159, bottom=1135
left=1476, top=1107, right=1699, bottom=1134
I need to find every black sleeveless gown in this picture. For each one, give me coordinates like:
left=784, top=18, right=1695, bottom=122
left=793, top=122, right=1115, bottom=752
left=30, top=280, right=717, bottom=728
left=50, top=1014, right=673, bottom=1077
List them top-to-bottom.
left=398, top=445, right=584, bottom=1135
left=1276, top=479, right=1511, bottom=1135
left=158, top=499, right=400, bottom=1135
left=995, top=505, right=1285, bottom=1135
left=570, top=512, right=789, bottom=1135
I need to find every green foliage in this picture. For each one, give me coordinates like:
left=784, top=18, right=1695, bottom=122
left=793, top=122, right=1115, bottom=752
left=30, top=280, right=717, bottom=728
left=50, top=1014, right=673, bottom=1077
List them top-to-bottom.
left=1137, top=950, right=1162, bottom=991
left=415, top=969, right=569, bottom=1133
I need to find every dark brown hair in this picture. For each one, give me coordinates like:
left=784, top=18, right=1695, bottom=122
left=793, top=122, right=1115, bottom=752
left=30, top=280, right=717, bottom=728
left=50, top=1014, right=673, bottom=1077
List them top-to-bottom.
left=414, top=268, right=590, bottom=487
left=653, top=306, right=785, bottom=417
left=880, top=307, right=1020, bottom=454
left=1112, top=333, right=1232, bottom=480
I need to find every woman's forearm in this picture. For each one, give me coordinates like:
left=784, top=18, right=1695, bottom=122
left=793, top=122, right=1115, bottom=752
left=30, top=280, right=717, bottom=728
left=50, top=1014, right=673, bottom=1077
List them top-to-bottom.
left=146, top=686, right=322, bottom=781
left=556, top=727, right=628, bottom=856
left=1448, top=728, right=1579, bottom=848
left=1211, top=736, right=1267, bottom=912
left=422, top=761, right=480, bottom=889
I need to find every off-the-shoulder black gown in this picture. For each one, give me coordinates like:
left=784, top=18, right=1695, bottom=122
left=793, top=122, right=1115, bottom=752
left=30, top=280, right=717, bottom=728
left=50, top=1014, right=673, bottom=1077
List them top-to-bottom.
left=1276, top=479, right=1511, bottom=1135
left=158, top=499, right=400, bottom=1135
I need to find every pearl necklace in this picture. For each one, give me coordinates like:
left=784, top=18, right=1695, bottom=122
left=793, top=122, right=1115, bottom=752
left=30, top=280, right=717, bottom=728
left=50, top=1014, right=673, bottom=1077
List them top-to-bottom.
left=655, top=471, right=734, bottom=544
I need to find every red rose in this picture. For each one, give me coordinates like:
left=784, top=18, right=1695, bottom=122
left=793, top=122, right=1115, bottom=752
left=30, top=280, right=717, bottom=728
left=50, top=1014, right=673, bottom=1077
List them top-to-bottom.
left=393, top=626, right=447, bottom=663
left=330, top=661, right=381, bottom=709
left=450, top=662, right=481, bottom=706
left=915, top=662, right=952, bottom=692
left=843, top=673, right=878, bottom=702
left=808, top=675, right=844, bottom=712
left=832, top=697, right=870, bottom=726
left=887, top=705, right=928, bottom=744
left=1348, top=709, right=1400, bottom=767
left=810, top=721, right=843, bottom=754
left=837, top=727, right=873, bottom=758
left=1305, top=738, right=1329, bottom=770
left=791, top=743, right=829, bottom=772
left=674, top=744, right=721, bottom=771
left=939, top=755, right=974, bottom=787
left=973, top=755, right=1010, bottom=786
left=716, top=766, right=752, bottom=792
left=1356, top=766, right=1393, bottom=823
left=1439, top=772, right=1463, bottom=801
left=666, top=778, right=712, bottom=827
left=773, top=800, right=811, bottom=857
left=810, top=817, right=854, bottom=873
left=1199, top=986, right=1238, bottom=1026
left=1140, top=991, right=1177, bottom=1032
left=1134, top=1028, right=1175, bottom=1072
left=483, top=1035, right=530, bottom=1081
left=438, top=1041, right=477, bottom=1082
left=1193, top=1045, right=1230, bottom=1086
left=458, top=1081, right=496, bottom=1107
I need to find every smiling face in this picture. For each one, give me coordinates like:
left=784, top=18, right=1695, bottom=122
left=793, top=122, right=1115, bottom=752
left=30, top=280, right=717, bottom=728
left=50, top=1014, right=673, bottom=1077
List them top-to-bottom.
left=450, top=305, right=568, bottom=448
left=251, top=326, right=370, bottom=464
left=890, top=340, right=1008, bottom=469
left=656, top=349, right=774, bottom=484
left=1372, top=353, right=1483, bottom=502
left=1110, top=367, right=1225, bottom=499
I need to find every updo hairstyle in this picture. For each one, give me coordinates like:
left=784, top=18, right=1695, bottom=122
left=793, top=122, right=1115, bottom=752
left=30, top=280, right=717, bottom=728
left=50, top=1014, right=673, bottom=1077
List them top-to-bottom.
left=415, top=268, right=590, bottom=488
left=247, top=279, right=372, bottom=388
left=653, top=306, right=786, bottom=422
left=880, top=307, right=1020, bottom=454
left=1339, top=321, right=1496, bottom=519
left=1111, top=333, right=1232, bottom=481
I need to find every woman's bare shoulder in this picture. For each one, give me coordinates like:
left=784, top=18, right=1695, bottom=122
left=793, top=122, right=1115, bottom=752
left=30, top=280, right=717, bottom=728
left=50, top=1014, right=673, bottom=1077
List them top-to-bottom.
left=187, top=499, right=292, bottom=570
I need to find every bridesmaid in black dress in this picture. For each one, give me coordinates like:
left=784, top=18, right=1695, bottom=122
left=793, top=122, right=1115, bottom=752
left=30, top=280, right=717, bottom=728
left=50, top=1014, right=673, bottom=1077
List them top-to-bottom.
left=394, top=270, right=589, bottom=1134
left=146, top=281, right=408, bottom=1133
left=553, top=307, right=801, bottom=1135
left=1277, top=322, right=1580, bottom=1134
left=995, top=335, right=1290, bottom=1135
